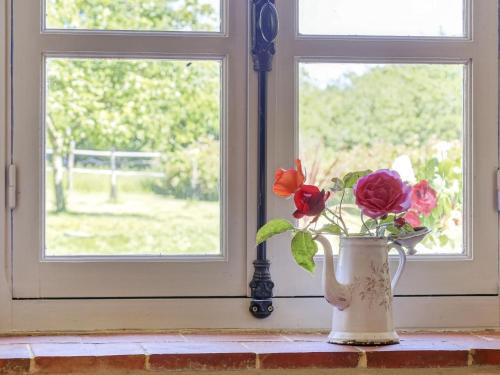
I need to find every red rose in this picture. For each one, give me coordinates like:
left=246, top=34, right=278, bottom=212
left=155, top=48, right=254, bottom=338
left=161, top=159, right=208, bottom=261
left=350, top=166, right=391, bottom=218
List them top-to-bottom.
left=353, top=169, right=411, bottom=219
left=411, top=180, right=437, bottom=216
left=293, top=185, right=330, bottom=219
left=394, top=217, right=406, bottom=228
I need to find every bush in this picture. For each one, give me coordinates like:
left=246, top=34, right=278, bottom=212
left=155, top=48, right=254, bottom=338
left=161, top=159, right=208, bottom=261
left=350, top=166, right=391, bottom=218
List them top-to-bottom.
left=151, top=139, right=220, bottom=201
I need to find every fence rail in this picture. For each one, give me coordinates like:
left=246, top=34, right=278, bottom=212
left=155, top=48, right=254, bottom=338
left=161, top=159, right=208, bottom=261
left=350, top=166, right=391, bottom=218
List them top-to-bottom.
left=47, top=145, right=165, bottom=199
left=72, top=149, right=162, bottom=158
left=71, top=168, right=165, bottom=178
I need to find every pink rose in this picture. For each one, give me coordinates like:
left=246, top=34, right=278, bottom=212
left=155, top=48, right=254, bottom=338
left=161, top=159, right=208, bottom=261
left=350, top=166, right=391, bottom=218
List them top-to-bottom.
left=353, top=169, right=411, bottom=219
left=411, top=180, right=437, bottom=216
left=404, top=210, right=422, bottom=228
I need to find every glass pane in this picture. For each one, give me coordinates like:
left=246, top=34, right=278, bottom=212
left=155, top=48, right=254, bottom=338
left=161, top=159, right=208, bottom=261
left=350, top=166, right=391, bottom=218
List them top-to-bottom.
left=45, top=0, right=221, bottom=32
left=299, top=0, right=464, bottom=37
left=45, top=58, right=221, bottom=256
left=299, top=63, right=464, bottom=255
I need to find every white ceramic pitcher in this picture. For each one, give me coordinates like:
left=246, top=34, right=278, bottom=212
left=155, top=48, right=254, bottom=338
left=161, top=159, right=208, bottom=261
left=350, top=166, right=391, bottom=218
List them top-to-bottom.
left=317, top=235, right=406, bottom=345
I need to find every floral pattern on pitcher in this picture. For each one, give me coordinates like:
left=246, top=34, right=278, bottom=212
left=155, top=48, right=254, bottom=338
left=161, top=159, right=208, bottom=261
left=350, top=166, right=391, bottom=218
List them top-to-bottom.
left=350, top=260, right=392, bottom=311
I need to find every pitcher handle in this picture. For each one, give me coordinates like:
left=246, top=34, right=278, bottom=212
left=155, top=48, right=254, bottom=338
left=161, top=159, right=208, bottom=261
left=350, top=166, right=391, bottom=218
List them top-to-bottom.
left=388, top=242, right=407, bottom=293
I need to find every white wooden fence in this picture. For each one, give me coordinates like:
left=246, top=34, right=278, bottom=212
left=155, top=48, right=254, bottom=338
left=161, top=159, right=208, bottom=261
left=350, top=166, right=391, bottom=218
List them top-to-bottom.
left=47, top=143, right=165, bottom=199
left=47, top=143, right=204, bottom=199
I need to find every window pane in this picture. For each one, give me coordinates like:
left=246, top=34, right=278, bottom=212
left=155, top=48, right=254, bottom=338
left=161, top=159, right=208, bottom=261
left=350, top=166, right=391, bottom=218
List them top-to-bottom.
left=45, top=0, right=221, bottom=32
left=299, top=0, right=464, bottom=37
left=45, top=58, right=221, bottom=256
left=299, top=63, right=464, bottom=255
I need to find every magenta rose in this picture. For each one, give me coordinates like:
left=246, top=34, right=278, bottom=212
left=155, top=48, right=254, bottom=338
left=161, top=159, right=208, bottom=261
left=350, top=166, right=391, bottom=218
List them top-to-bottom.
left=353, top=169, right=411, bottom=219
left=411, top=180, right=437, bottom=216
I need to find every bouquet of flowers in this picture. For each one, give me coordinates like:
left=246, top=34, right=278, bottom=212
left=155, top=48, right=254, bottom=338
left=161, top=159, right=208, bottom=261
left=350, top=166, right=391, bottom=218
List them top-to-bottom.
left=256, top=159, right=437, bottom=272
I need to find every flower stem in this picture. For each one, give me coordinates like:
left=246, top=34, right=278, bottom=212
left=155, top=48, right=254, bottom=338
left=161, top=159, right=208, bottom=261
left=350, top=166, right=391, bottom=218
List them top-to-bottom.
left=337, top=189, right=349, bottom=236
left=339, top=189, right=346, bottom=212
left=326, top=207, right=348, bottom=235
left=320, top=212, right=348, bottom=236
left=360, top=212, right=373, bottom=236
left=304, top=215, right=319, bottom=230
left=375, top=223, right=388, bottom=237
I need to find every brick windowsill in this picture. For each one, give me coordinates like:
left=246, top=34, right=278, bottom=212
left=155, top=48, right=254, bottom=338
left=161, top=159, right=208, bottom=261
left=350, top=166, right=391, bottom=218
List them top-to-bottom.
left=0, top=331, right=497, bottom=373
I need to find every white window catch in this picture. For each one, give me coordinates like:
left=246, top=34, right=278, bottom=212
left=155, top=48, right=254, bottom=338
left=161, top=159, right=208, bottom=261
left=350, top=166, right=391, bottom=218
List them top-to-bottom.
left=8, top=164, right=16, bottom=210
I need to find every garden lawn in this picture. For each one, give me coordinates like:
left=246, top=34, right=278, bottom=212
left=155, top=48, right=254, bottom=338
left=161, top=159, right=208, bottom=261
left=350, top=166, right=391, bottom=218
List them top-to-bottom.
left=46, top=191, right=220, bottom=256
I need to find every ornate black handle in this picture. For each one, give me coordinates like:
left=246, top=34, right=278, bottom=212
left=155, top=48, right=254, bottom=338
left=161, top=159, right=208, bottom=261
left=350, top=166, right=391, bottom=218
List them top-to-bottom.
left=249, top=0, right=278, bottom=319
left=251, top=0, right=278, bottom=72
left=259, top=2, right=278, bottom=43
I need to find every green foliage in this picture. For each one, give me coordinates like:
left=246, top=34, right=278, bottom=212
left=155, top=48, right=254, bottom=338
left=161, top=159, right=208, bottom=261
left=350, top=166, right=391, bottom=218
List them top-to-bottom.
left=46, top=0, right=219, bottom=32
left=46, top=1, right=221, bottom=208
left=47, top=58, right=220, bottom=150
left=300, top=64, right=464, bottom=253
left=300, top=64, right=463, bottom=156
left=149, top=138, right=220, bottom=200
left=413, top=143, right=462, bottom=250
left=343, top=170, right=372, bottom=188
left=329, top=177, right=344, bottom=192
left=360, top=218, right=377, bottom=234
left=256, top=219, right=294, bottom=245
left=317, top=223, right=342, bottom=235
left=386, top=223, right=414, bottom=236
left=291, top=231, right=318, bottom=273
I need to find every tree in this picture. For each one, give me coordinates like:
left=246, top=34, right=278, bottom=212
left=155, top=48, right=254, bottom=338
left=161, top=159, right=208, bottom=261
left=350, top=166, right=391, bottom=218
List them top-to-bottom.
left=46, top=0, right=219, bottom=210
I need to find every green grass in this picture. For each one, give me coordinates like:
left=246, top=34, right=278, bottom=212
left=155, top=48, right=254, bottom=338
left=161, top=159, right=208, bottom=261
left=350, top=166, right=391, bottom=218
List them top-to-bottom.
left=46, top=174, right=220, bottom=256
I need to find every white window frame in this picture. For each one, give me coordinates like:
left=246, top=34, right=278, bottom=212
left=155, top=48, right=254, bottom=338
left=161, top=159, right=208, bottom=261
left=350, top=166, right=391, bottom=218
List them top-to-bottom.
left=0, top=0, right=496, bottom=331
left=9, top=0, right=249, bottom=298
left=265, top=0, right=499, bottom=297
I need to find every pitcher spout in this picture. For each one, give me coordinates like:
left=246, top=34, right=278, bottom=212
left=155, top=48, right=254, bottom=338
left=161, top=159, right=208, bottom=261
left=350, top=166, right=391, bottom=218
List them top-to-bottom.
left=316, top=235, right=351, bottom=311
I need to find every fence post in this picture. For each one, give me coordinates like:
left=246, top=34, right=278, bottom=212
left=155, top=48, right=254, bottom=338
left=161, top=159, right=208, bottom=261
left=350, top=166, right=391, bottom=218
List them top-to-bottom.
left=67, top=141, right=75, bottom=191
left=110, top=148, right=117, bottom=201
left=191, top=149, right=199, bottom=199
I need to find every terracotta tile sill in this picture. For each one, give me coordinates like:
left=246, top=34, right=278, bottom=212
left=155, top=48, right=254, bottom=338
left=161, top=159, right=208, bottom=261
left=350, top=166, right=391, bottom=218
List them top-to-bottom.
left=0, top=331, right=497, bottom=373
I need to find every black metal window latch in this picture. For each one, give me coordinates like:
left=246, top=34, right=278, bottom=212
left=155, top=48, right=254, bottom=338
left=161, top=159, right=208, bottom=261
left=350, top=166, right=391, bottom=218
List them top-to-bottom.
left=249, top=0, right=279, bottom=319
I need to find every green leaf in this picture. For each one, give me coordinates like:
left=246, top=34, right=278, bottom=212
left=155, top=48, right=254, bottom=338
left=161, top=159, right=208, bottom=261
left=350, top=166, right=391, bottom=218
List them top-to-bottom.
left=343, top=170, right=372, bottom=188
left=329, top=177, right=344, bottom=192
left=379, top=215, right=395, bottom=225
left=256, top=219, right=294, bottom=245
left=360, top=219, right=377, bottom=234
left=318, top=223, right=342, bottom=235
left=402, top=223, right=415, bottom=233
left=386, top=224, right=401, bottom=235
left=291, top=231, right=318, bottom=273
left=439, top=234, right=449, bottom=247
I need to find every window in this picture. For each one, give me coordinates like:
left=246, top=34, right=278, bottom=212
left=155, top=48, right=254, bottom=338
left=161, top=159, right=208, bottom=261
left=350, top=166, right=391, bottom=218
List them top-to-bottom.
left=3, top=0, right=499, bottom=329
left=11, top=0, right=248, bottom=298
left=45, top=0, right=222, bottom=32
left=266, top=0, right=498, bottom=297
left=298, top=0, right=465, bottom=37
left=45, top=57, right=222, bottom=257
left=299, top=62, right=465, bottom=256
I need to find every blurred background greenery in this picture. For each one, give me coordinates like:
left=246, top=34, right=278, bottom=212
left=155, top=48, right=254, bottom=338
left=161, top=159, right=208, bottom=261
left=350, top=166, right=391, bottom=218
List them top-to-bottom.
left=299, top=64, right=463, bottom=254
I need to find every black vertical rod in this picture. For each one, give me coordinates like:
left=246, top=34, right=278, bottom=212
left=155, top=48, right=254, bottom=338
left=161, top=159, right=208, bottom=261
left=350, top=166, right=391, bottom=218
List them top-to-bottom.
left=249, top=0, right=278, bottom=318
left=257, top=70, right=267, bottom=261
